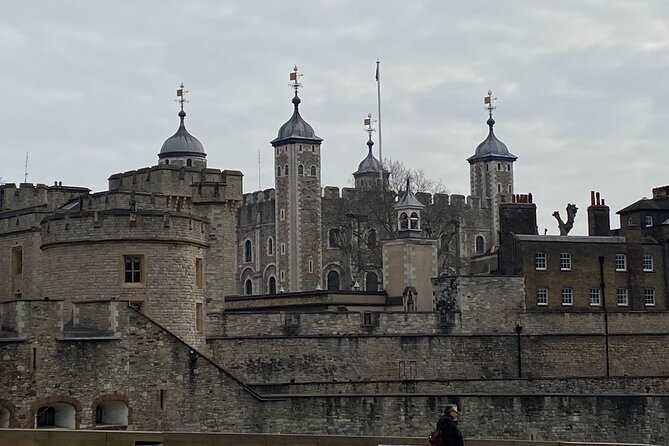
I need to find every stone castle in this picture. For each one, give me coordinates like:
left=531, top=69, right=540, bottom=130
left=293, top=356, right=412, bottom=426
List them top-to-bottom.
left=0, top=72, right=667, bottom=445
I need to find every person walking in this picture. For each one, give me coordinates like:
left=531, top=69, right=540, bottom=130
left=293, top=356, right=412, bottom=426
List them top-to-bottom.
left=436, top=404, right=464, bottom=446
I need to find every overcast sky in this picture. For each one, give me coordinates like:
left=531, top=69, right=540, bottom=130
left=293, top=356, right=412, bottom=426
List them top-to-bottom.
left=2, top=0, right=668, bottom=235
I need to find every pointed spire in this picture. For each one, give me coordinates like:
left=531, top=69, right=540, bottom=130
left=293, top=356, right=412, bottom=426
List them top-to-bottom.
left=271, top=65, right=322, bottom=145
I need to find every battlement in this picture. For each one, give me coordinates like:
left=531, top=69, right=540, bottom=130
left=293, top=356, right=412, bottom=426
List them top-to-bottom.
left=107, top=164, right=243, bottom=202
left=0, top=182, right=89, bottom=213
left=242, top=188, right=276, bottom=206
left=81, top=190, right=194, bottom=213
left=40, top=209, right=209, bottom=248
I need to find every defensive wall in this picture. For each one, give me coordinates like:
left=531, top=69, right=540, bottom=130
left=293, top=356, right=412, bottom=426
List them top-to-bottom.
left=0, top=300, right=667, bottom=444
left=0, top=430, right=657, bottom=446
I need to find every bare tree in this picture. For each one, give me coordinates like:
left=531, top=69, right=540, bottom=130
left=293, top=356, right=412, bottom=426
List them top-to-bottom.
left=384, top=159, right=446, bottom=195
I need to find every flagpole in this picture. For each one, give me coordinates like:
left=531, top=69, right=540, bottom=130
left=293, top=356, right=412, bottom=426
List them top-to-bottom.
left=376, top=59, right=383, bottom=182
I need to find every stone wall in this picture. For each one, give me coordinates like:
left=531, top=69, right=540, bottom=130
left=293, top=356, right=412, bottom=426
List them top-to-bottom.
left=0, top=300, right=666, bottom=445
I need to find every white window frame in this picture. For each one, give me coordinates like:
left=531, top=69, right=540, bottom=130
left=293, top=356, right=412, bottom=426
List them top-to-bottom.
left=645, top=215, right=653, bottom=227
left=535, top=253, right=546, bottom=270
left=559, top=253, right=572, bottom=271
left=615, top=254, right=627, bottom=272
left=642, top=254, right=654, bottom=272
left=536, top=288, right=548, bottom=306
left=561, top=288, right=573, bottom=306
left=589, top=288, right=601, bottom=306
left=617, top=288, right=629, bottom=306
left=644, top=288, right=655, bottom=306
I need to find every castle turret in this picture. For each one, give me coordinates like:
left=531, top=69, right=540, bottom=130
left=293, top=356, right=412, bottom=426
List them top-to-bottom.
left=270, top=66, right=323, bottom=292
left=158, top=83, right=207, bottom=169
left=467, top=90, right=517, bottom=244
left=353, top=113, right=389, bottom=190
left=382, top=179, right=437, bottom=311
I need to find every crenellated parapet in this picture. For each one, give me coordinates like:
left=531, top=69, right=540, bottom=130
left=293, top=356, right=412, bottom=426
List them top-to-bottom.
left=107, top=165, right=243, bottom=204
left=0, top=182, right=89, bottom=213
left=40, top=209, right=209, bottom=248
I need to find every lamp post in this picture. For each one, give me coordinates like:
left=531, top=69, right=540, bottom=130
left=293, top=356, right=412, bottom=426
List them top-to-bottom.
left=598, top=256, right=610, bottom=377
left=514, top=323, right=523, bottom=378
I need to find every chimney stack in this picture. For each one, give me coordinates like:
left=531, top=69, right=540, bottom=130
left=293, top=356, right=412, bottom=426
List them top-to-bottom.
left=588, top=190, right=610, bottom=236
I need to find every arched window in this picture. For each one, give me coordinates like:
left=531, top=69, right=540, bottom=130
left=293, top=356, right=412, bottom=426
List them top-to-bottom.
left=186, top=158, right=192, bottom=167
left=165, top=159, right=170, bottom=165
left=284, top=164, right=289, bottom=176
left=298, top=164, right=304, bottom=175
left=310, top=165, right=316, bottom=176
left=277, top=166, right=281, bottom=177
left=497, top=183, right=502, bottom=193
left=508, top=184, right=512, bottom=193
left=399, top=212, right=409, bottom=230
left=409, top=212, right=419, bottom=230
left=328, top=228, right=340, bottom=248
left=367, top=229, right=377, bottom=248
left=440, top=234, right=449, bottom=251
left=475, top=235, right=485, bottom=254
left=267, top=237, right=274, bottom=256
left=244, top=240, right=252, bottom=263
left=327, top=270, right=340, bottom=291
left=366, top=272, right=378, bottom=291
left=268, top=277, right=276, bottom=294
left=245, top=279, right=253, bottom=295
left=94, top=400, right=128, bottom=427
left=35, top=403, right=76, bottom=429
left=0, top=406, right=9, bottom=428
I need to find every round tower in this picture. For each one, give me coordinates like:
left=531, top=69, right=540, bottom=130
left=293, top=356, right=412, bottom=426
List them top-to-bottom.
left=270, top=66, right=323, bottom=292
left=157, top=83, right=207, bottom=169
left=467, top=90, right=517, bottom=245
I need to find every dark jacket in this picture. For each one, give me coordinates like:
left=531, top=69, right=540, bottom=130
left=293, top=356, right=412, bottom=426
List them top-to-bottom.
left=436, top=414, right=464, bottom=446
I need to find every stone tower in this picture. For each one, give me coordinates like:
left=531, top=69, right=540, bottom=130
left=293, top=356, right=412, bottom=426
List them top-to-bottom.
left=270, top=67, right=323, bottom=292
left=467, top=92, right=517, bottom=245
left=382, top=179, right=438, bottom=311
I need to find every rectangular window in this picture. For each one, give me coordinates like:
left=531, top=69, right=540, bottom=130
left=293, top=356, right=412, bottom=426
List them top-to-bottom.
left=279, top=209, right=285, bottom=221
left=645, top=215, right=653, bottom=227
left=280, top=243, right=286, bottom=255
left=11, top=246, right=23, bottom=275
left=534, top=253, right=546, bottom=270
left=559, top=253, right=571, bottom=271
left=615, top=254, right=627, bottom=271
left=642, top=254, right=654, bottom=272
left=123, top=255, right=143, bottom=284
left=195, top=258, right=203, bottom=288
left=308, top=260, right=313, bottom=273
left=280, top=270, right=285, bottom=281
left=536, top=288, right=548, bottom=306
left=561, top=288, right=573, bottom=306
left=589, top=288, right=601, bottom=306
left=617, top=288, right=629, bottom=306
left=644, top=288, right=656, bottom=306
left=195, top=302, right=203, bottom=333
left=362, top=312, right=373, bottom=325
left=30, top=346, right=39, bottom=370
left=158, top=388, right=166, bottom=410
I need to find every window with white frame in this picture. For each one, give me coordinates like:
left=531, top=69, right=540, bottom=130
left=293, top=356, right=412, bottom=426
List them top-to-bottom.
left=645, top=215, right=653, bottom=227
left=535, top=253, right=546, bottom=270
left=559, top=253, right=572, bottom=271
left=615, top=254, right=627, bottom=271
left=642, top=254, right=654, bottom=272
left=536, top=288, right=548, bottom=306
left=561, top=288, right=573, bottom=306
left=589, top=288, right=601, bottom=306
left=617, top=288, right=629, bottom=306
left=644, top=288, right=655, bottom=306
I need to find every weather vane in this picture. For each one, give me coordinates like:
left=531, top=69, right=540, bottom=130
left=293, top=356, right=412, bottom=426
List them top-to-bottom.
left=289, top=65, right=303, bottom=94
left=176, top=82, right=189, bottom=112
left=484, top=89, right=497, bottom=118
left=363, top=112, right=377, bottom=140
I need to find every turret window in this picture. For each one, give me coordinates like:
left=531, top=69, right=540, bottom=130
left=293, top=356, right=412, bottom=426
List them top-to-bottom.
left=186, top=159, right=192, bottom=167
left=298, top=164, right=304, bottom=175
left=284, top=165, right=289, bottom=176
left=277, top=166, right=281, bottom=177
left=310, top=166, right=316, bottom=176
left=497, top=184, right=502, bottom=193
left=399, top=212, right=409, bottom=230
left=409, top=212, right=419, bottom=230
left=328, top=228, right=340, bottom=248
left=475, top=235, right=484, bottom=254
left=267, top=237, right=274, bottom=256
left=244, top=240, right=252, bottom=263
